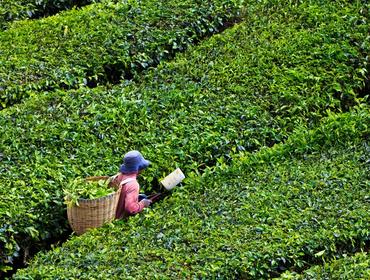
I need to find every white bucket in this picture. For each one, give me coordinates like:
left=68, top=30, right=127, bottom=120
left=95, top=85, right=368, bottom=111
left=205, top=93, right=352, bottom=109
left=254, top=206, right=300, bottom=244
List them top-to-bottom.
left=160, top=168, right=185, bottom=190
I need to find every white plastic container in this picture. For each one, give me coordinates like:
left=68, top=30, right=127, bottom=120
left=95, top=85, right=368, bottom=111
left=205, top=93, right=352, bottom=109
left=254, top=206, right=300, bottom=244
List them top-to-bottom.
left=160, top=168, right=185, bottom=190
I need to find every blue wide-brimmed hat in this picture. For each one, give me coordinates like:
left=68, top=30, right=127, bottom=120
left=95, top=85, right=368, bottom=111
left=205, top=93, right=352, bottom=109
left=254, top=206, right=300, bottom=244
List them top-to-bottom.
left=119, top=150, right=150, bottom=174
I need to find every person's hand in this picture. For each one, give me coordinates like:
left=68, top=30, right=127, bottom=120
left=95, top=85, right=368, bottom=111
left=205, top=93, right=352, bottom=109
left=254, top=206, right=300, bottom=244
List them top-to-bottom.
left=142, top=199, right=152, bottom=207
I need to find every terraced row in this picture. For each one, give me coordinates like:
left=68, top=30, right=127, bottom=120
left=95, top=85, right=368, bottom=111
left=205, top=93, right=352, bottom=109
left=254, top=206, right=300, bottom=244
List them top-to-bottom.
left=0, top=0, right=241, bottom=109
left=1, top=0, right=369, bottom=275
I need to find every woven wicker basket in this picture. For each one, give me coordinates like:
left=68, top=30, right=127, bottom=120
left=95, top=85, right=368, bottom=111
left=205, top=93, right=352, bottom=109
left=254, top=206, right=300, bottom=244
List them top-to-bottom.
left=66, top=177, right=120, bottom=235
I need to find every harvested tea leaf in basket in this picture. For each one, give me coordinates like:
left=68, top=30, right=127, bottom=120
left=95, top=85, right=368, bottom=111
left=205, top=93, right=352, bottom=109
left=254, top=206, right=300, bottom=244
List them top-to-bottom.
left=64, top=178, right=116, bottom=207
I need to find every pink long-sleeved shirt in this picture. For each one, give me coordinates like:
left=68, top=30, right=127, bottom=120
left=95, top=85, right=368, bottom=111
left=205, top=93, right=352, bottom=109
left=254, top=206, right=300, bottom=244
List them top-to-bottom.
left=112, top=172, right=146, bottom=219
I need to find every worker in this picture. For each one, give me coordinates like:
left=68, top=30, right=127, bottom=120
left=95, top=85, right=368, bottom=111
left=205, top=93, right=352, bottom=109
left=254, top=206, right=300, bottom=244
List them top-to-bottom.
left=110, top=150, right=152, bottom=219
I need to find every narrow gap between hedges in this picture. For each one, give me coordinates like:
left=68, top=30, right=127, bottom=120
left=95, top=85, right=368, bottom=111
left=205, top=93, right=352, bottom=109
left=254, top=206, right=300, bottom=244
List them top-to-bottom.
left=6, top=1, right=97, bottom=27
left=67, top=18, right=243, bottom=88
left=333, top=61, right=370, bottom=112
left=358, top=76, right=370, bottom=100
left=3, top=229, right=72, bottom=279
left=265, top=240, right=370, bottom=279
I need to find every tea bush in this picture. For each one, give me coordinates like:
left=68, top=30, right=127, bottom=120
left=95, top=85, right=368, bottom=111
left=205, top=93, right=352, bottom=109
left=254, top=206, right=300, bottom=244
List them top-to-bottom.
left=0, top=0, right=242, bottom=109
left=1, top=0, right=369, bottom=274
left=0, top=1, right=97, bottom=30
left=13, top=105, right=370, bottom=279
left=278, top=252, right=370, bottom=279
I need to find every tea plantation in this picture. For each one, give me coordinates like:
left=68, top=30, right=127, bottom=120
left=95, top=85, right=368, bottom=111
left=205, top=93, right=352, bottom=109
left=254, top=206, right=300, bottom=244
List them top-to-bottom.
left=0, top=0, right=369, bottom=278
left=13, top=105, right=370, bottom=279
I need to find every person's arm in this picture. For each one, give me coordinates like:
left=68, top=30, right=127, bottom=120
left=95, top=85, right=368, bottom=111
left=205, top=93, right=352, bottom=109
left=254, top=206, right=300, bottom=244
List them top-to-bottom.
left=124, top=182, right=149, bottom=215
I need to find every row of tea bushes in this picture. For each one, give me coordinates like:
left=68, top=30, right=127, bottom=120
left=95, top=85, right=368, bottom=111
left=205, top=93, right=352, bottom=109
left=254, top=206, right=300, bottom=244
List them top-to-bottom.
left=0, top=0, right=241, bottom=109
left=0, top=0, right=97, bottom=30
left=1, top=0, right=369, bottom=273
left=13, top=105, right=370, bottom=279
left=278, top=252, right=370, bottom=279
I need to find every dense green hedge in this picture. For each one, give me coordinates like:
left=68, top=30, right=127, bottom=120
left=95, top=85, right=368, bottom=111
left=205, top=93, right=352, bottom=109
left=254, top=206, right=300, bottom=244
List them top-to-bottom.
left=0, top=0, right=241, bottom=109
left=0, top=0, right=96, bottom=30
left=1, top=0, right=369, bottom=274
left=13, top=105, right=370, bottom=279
left=278, top=252, right=370, bottom=279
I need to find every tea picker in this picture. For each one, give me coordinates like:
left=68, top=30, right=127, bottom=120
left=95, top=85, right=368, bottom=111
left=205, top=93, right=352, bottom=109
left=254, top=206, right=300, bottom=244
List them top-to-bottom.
left=67, top=150, right=185, bottom=235
left=104, top=151, right=184, bottom=218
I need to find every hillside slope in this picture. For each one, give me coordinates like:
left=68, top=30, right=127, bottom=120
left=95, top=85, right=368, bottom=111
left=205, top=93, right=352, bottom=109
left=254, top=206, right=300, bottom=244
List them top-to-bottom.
left=1, top=0, right=369, bottom=276
left=14, top=105, right=370, bottom=279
